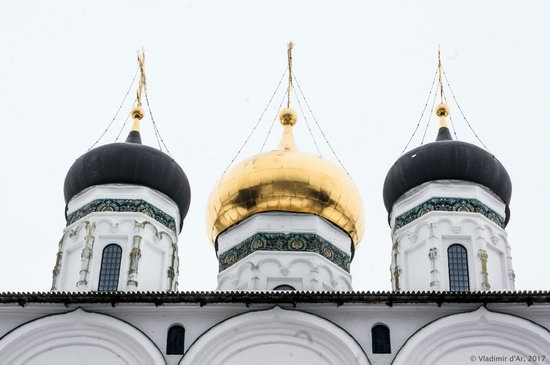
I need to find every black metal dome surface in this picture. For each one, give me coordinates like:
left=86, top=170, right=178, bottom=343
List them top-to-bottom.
left=383, top=127, right=512, bottom=225
left=64, top=131, right=191, bottom=231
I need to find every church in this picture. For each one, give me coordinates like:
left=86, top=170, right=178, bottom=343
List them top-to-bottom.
left=0, top=46, right=549, bottom=365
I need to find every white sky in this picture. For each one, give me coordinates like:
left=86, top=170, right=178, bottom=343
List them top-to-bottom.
left=1, top=0, right=549, bottom=292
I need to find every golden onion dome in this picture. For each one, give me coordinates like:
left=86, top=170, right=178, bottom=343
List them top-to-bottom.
left=207, top=107, right=365, bottom=246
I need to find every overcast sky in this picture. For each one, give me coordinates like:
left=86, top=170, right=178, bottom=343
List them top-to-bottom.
left=1, top=0, right=549, bottom=292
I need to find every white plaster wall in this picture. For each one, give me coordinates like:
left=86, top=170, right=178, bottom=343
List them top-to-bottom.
left=390, top=181, right=514, bottom=291
left=57, top=238, right=83, bottom=291
left=402, top=238, right=431, bottom=290
left=1, top=302, right=549, bottom=365
left=25, top=346, right=129, bottom=365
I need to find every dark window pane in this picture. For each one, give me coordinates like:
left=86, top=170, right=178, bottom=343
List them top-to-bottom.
left=97, top=244, right=122, bottom=291
left=448, top=244, right=470, bottom=291
left=273, top=284, right=296, bottom=291
left=372, top=324, right=391, bottom=354
left=166, top=325, right=185, bottom=355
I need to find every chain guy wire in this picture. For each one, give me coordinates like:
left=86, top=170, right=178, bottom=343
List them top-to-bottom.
left=401, top=66, right=439, bottom=154
left=88, top=67, right=139, bottom=150
left=223, top=68, right=288, bottom=173
left=442, top=69, right=488, bottom=150
left=292, top=74, right=351, bottom=176
left=421, top=80, right=439, bottom=145
left=292, top=83, right=322, bottom=156
left=144, top=85, right=170, bottom=155
left=260, top=89, right=288, bottom=153
left=443, top=92, right=459, bottom=140
left=115, top=106, right=134, bottom=142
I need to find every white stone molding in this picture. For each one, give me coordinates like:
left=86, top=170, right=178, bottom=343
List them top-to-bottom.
left=217, top=251, right=352, bottom=291
left=180, top=306, right=370, bottom=365
left=393, top=307, right=550, bottom=365
left=0, top=308, right=165, bottom=365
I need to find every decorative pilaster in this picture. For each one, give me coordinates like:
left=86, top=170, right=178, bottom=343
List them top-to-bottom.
left=127, top=221, right=145, bottom=289
left=76, top=222, right=96, bottom=289
left=427, top=222, right=441, bottom=290
left=50, top=233, right=66, bottom=291
left=391, top=239, right=400, bottom=291
left=505, top=240, right=515, bottom=289
left=167, top=242, right=178, bottom=291
left=428, top=247, right=440, bottom=290
left=479, top=249, right=490, bottom=290
left=249, top=263, right=260, bottom=290
left=310, top=266, right=320, bottom=290
left=393, top=266, right=401, bottom=291
left=509, top=270, right=516, bottom=287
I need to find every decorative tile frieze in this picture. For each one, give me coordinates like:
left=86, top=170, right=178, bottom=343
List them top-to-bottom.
left=394, top=197, right=505, bottom=230
left=67, top=199, right=176, bottom=233
left=218, top=232, right=351, bottom=272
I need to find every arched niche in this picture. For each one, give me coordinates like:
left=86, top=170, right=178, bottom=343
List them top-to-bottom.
left=181, top=306, right=369, bottom=365
left=393, top=307, right=550, bottom=365
left=0, top=308, right=165, bottom=365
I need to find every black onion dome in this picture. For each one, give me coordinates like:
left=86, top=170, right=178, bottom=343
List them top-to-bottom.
left=383, top=127, right=512, bottom=225
left=64, top=131, right=191, bottom=231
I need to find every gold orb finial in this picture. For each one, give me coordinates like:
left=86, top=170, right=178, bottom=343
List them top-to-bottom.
left=435, top=103, right=449, bottom=118
left=435, top=103, right=450, bottom=129
left=130, top=105, right=145, bottom=132
left=131, top=105, right=145, bottom=120
left=279, top=107, right=298, bottom=127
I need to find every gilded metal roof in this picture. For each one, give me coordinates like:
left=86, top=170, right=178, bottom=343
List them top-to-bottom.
left=207, top=108, right=365, bottom=246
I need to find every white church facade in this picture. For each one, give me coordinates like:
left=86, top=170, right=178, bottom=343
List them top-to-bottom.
left=0, top=48, right=549, bottom=365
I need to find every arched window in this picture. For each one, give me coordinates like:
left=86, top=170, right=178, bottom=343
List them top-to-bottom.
left=97, top=244, right=122, bottom=291
left=448, top=244, right=470, bottom=291
left=273, top=284, right=296, bottom=291
left=372, top=324, right=391, bottom=354
left=166, top=325, right=185, bottom=355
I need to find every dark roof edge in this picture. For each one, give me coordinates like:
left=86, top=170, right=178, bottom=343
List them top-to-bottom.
left=1, top=291, right=549, bottom=306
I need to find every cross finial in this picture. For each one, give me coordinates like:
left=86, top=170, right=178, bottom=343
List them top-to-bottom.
left=287, top=42, right=294, bottom=108
left=277, top=43, right=299, bottom=151
left=437, top=45, right=444, bottom=104
left=435, top=46, right=449, bottom=128
left=131, top=48, right=146, bottom=132
left=136, top=49, right=146, bottom=108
